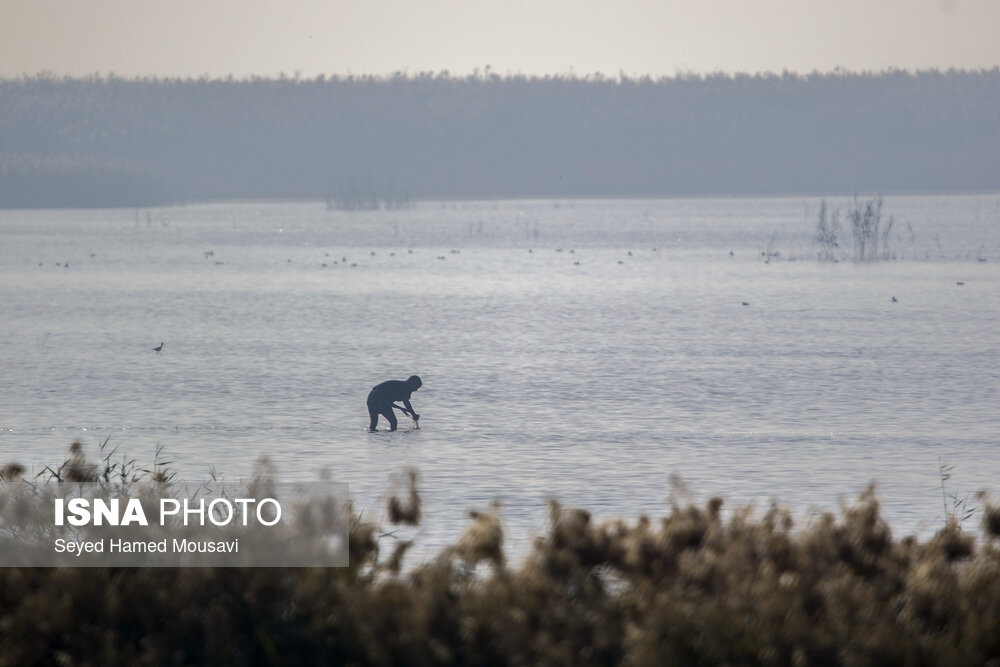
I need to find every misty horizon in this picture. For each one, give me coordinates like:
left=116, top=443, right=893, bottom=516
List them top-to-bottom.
left=5, top=0, right=1000, bottom=80
left=7, top=64, right=1000, bottom=82
left=2, top=68, right=998, bottom=208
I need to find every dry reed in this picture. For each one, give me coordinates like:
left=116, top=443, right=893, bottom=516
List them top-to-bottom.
left=1, top=444, right=999, bottom=665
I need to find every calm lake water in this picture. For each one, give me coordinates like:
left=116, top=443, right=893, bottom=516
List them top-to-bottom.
left=2, top=195, right=999, bottom=559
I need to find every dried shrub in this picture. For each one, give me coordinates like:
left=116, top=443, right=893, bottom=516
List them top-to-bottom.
left=2, top=445, right=1000, bottom=665
left=386, top=468, right=421, bottom=525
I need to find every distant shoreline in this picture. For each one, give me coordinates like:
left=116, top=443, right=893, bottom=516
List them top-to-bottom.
left=3, top=70, right=997, bottom=208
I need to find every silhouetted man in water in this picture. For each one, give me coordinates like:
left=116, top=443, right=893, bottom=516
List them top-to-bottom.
left=367, top=375, right=422, bottom=431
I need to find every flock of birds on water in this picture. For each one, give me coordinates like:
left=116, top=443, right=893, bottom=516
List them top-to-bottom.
left=27, top=245, right=979, bottom=354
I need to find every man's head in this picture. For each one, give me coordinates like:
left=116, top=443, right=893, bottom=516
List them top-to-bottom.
left=407, top=375, right=422, bottom=390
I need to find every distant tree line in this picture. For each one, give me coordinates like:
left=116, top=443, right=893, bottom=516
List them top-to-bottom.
left=0, top=69, right=998, bottom=208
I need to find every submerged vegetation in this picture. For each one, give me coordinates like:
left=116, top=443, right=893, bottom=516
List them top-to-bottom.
left=325, top=173, right=415, bottom=211
left=815, top=195, right=896, bottom=261
left=847, top=195, right=895, bottom=261
left=815, top=199, right=842, bottom=262
left=2, top=444, right=1000, bottom=664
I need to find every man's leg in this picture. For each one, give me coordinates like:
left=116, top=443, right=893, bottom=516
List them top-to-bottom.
left=368, top=402, right=380, bottom=431
left=381, top=407, right=398, bottom=431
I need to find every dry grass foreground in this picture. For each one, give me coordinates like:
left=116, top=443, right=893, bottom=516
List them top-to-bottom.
left=2, top=445, right=1000, bottom=666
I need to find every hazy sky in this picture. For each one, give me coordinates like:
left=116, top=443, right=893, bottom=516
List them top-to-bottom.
left=2, top=0, right=999, bottom=79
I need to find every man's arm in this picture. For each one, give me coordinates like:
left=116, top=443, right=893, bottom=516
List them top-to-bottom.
left=402, top=399, right=418, bottom=421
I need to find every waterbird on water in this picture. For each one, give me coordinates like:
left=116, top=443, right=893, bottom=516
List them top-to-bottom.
left=153, top=342, right=164, bottom=352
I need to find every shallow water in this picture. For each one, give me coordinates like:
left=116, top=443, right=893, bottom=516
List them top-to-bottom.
left=2, top=195, right=999, bottom=559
